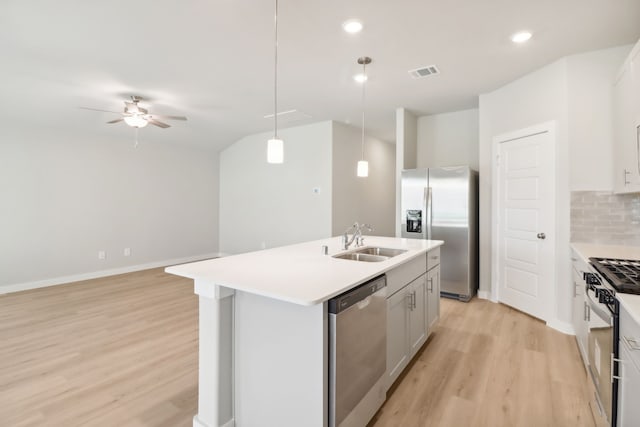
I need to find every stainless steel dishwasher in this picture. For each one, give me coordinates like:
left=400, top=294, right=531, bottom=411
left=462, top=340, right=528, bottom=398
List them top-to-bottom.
left=329, top=275, right=387, bottom=427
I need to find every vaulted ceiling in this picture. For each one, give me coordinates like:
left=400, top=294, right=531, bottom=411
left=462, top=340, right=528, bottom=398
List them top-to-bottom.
left=2, top=0, right=639, bottom=150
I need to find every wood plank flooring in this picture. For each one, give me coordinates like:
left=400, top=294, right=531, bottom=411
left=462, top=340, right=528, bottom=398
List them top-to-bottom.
left=0, top=268, right=198, bottom=427
left=1, top=269, right=595, bottom=426
left=370, top=298, right=595, bottom=427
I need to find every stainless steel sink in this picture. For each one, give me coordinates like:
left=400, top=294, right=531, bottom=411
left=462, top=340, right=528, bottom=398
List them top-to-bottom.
left=332, top=247, right=407, bottom=262
left=352, top=247, right=407, bottom=257
left=332, top=253, right=388, bottom=262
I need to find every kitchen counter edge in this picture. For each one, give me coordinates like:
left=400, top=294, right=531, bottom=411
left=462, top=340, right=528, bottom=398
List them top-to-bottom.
left=166, top=236, right=443, bottom=307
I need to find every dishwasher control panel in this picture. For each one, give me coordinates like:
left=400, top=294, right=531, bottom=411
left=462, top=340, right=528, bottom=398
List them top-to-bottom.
left=328, top=275, right=386, bottom=314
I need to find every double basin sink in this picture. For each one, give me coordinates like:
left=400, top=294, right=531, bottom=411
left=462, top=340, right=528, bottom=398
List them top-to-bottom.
left=332, top=246, right=407, bottom=262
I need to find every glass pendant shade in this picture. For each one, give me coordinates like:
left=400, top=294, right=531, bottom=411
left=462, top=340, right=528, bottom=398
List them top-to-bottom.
left=267, top=0, right=284, bottom=164
left=356, top=56, right=371, bottom=177
left=124, top=115, right=148, bottom=128
left=267, top=138, right=284, bottom=164
left=357, top=160, right=369, bottom=177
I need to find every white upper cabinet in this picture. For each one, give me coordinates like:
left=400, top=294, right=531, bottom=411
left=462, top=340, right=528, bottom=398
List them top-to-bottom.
left=613, top=40, right=640, bottom=193
left=632, top=46, right=640, bottom=127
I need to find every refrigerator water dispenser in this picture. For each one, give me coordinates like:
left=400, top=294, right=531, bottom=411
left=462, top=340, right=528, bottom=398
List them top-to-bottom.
left=406, top=210, right=422, bottom=233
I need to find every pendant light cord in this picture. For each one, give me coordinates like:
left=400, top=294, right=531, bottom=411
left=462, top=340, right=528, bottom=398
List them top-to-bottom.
left=274, top=0, right=279, bottom=139
left=361, top=60, right=366, bottom=160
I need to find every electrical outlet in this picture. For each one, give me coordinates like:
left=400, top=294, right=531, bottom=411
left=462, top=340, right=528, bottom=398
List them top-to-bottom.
left=124, top=248, right=131, bottom=257
left=98, top=251, right=106, bottom=260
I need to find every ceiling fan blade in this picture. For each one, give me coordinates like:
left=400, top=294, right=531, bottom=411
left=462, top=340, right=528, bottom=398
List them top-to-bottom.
left=125, top=101, right=141, bottom=113
left=79, top=107, right=122, bottom=114
left=149, top=114, right=187, bottom=121
left=106, top=118, right=124, bottom=124
left=147, top=119, right=170, bottom=128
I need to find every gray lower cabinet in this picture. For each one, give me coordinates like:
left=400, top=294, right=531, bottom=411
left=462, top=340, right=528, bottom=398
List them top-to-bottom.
left=386, top=249, right=441, bottom=391
left=571, top=251, right=589, bottom=370
left=426, top=264, right=440, bottom=335
left=386, top=273, right=426, bottom=389
left=408, top=274, right=428, bottom=356
left=386, top=285, right=410, bottom=387
left=618, top=304, right=640, bottom=426
left=618, top=342, right=640, bottom=425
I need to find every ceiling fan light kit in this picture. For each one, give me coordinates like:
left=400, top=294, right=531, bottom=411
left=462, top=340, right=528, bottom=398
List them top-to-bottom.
left=80, top=95, right=187, bottom=137
left=124, top=115, right=148, bottom=128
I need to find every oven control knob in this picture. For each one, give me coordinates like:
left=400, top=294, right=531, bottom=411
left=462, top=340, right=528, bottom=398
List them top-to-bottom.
left=584, top=273, right=600, bottom=285
left=598, top=292, right=614, bottom=304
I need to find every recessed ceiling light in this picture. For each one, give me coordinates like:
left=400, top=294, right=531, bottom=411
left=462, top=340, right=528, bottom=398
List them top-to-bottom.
left=343, top=19, right=363, bottom=34
left=511, top=31, right=532, bottom=43
left=353, top=73, right=368, bottom=83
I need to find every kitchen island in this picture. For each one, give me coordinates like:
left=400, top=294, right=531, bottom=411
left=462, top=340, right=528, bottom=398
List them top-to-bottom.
left=166, top=236, right=443, bottom=427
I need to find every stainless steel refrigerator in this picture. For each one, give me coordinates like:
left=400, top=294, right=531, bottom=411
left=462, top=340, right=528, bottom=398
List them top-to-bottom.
left=401, top=166, right=478, bottom=301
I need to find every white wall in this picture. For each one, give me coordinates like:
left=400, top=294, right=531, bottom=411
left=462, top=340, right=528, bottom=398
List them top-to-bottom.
left=479, top=45, right=630, bottom=330
left=567, top=45, right=631, bottom=190
left=480, top=58, right=570, bottom=326
left=395, top=108, right=417, bottom=236
left=416, top=108, right=479, bottom=170
left=219, top=121, right=333, bottom=255
left=331, top=122, right=395, bottom=237
left=0, top=126, right=219, bottom=291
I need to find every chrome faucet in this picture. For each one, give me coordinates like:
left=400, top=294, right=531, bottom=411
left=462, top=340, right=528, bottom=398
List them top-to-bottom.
left=341, top=222, right=374, bottom=250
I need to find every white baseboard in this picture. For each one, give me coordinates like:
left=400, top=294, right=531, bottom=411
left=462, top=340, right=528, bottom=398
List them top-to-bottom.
left=0, top=252, right=222, bottom=295
left=477, top=290, right=495, bottom=301
left=546, top=319, right=575, bottom=335
left=193, top=415, right=234, bottom=427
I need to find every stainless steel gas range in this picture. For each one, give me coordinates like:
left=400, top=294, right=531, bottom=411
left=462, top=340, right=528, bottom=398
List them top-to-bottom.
left=585, top=258, right=640, bottom=427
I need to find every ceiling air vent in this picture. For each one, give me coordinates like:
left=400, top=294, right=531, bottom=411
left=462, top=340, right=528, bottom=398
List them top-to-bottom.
left=409, top=65, right=440, bottom=79
left=263, top=109, right=312, bottom=124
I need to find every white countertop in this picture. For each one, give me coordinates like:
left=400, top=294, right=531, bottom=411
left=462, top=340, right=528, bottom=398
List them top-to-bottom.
left=166, top=236, right=443, bottom=306
left=571, top=242, right=640, bottom=326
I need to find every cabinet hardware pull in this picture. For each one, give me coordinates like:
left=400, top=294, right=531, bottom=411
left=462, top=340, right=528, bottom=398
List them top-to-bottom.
left=637, top=124, right=640, bottom=176
left=624, top=169, right=631, bottom=185
left=428, top=278, right=434, bottom=292
left=412, top=291, right=417, bottom=310
left=623, top=335, right=640, bottom=351
left=611, top=352, right=622, bottom=383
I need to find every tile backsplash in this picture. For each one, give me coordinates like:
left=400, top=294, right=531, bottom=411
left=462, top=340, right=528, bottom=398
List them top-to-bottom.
left=571, top=191, right=640, bottom=245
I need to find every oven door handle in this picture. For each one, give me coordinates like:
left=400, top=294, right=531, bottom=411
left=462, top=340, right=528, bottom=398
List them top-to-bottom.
left=586, top=288, right=613, bottom=325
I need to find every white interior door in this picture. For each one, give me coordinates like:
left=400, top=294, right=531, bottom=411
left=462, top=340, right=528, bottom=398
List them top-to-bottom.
left=495, top=126, right=555, bottom=321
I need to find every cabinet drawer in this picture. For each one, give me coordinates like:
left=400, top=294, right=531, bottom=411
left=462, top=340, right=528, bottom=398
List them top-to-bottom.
left=427, top=247, right=440, bottom=271
left=571, top=249, right=590, bottom=276
left=386, top=253, right=427, bottom=297
left=620, top=305, right=640, bottom=368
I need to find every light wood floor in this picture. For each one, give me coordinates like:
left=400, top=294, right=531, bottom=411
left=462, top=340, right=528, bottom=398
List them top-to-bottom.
left=0, top=268, right=198, bottom=427
left=1, top=269, right=594, bottom=426
left=370, top=298, right=595, bottom=427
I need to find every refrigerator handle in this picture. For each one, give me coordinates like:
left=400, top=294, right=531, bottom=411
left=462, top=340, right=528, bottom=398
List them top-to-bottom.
left=425, top=186, right=432, bottom=240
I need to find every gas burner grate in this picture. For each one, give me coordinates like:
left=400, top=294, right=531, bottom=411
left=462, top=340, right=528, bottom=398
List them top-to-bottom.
left=590, top=257, right=640, bottom=294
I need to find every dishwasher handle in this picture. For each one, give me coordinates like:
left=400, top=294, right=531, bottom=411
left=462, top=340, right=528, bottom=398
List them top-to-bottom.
left=328, top=275, right=386, bottom=314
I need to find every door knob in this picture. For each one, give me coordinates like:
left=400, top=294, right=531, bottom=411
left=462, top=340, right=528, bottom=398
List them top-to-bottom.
left=537, top=233, right=546, bottom=240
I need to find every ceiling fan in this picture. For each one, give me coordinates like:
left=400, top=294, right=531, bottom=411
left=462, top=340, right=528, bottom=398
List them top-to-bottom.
left=80, top=96, right=187, bottom=128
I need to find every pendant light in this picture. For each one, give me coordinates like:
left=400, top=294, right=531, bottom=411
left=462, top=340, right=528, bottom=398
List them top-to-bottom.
left=267, top=0, right=284, bottom=164
left=357, top=56, right=371, bottom=177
